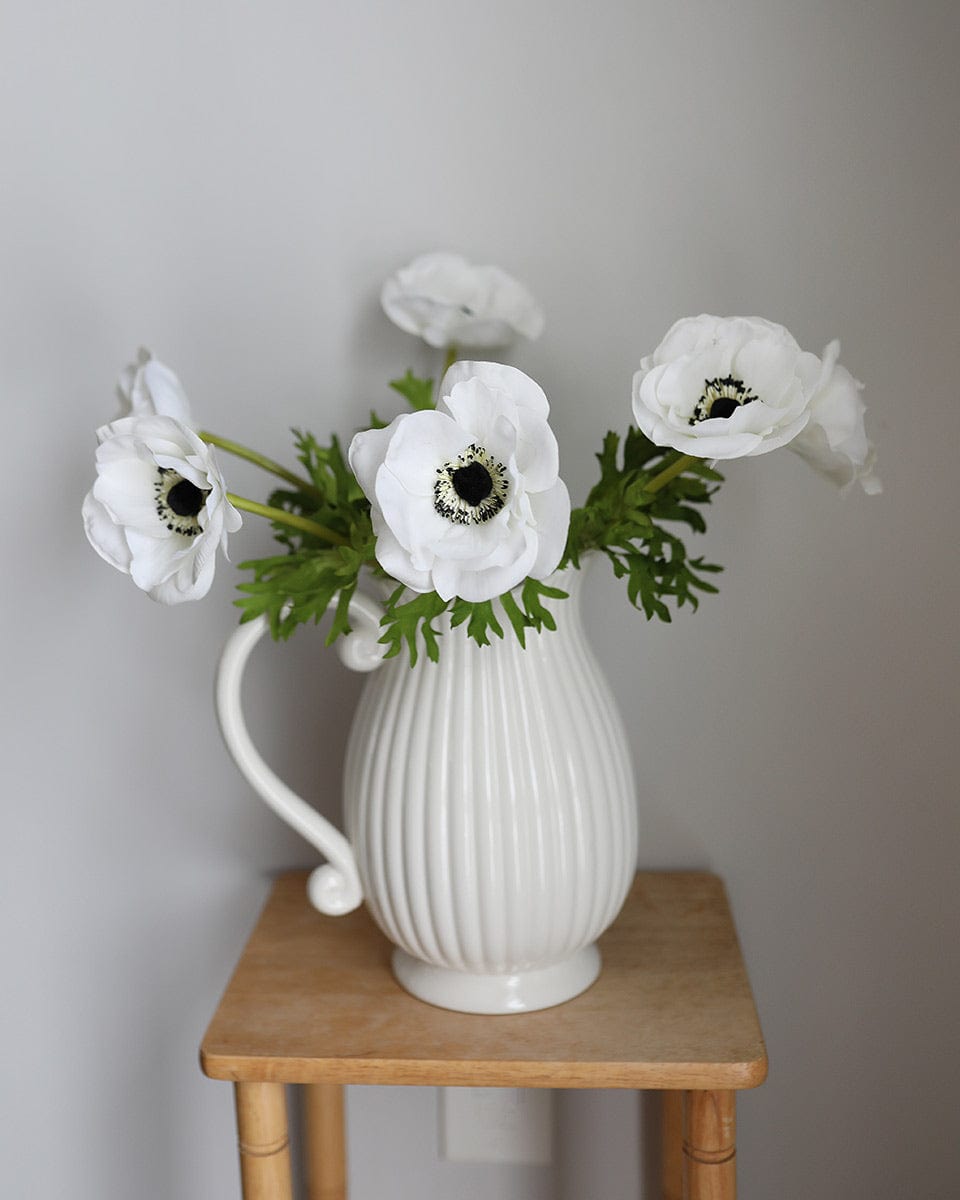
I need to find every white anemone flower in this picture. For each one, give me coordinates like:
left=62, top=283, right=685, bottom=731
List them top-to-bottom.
left=381, top=251, right=545, bottom=349
left=632, top=315, right=824, bottom=459
left=790, top=341, right=881, bottom=495
left=117, top=347, right=194, bottom=424
left=348, top=361, right=570, bottom=603
left=83, top=414, right=241, bottom=604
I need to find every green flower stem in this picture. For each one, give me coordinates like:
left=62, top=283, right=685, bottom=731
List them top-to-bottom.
left=199, top=430, right=324, bottom=501
left=644, top=453, right=700, bottom=495
left=227, top=494, right=348, bottom=546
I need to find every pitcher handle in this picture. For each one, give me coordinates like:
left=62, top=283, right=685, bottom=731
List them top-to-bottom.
left=215, top=591, right=387, bottom=916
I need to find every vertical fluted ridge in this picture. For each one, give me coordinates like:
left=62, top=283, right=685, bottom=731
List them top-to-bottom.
left=343, top=566, right=638, bottom=975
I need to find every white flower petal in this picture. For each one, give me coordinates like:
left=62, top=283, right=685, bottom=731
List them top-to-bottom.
left=381, top=252, right=543, bottom=350
left=473, top=265, right=545, bottom=341
left=651, top=314, right=725, bottom=361
left=632, top=315, right=820, bottom=459
left=731, top=339, right=799, bottom=409
left=117, top=348, right=150, bottom=407
left=790, top=348, right=880, bottom=494
left=118, top=349, right=194, bottom=423
left=139, top=359, right=193, bottom=422
left=441, top=361, right=550, bottom=420
left=351, top=363, right=570, bottom=603
left=440, top=364, right=557, bottom=491
left=440, top=381, right=519, bottom=470
left=513, top=407, right=559, bottom=492
left=382, top=409, right=471, bottom=497
left=738, top=409, right=811, bottom=457
left=83, top=412, right=237, bottom=603
left=348, top=418, right=403, bottom=499
left=93, top=458, right=161, bottom=528
left=374, top=466, right=448, bottom=553
left=529, top=480, right=571, bottom=578
left=82, top=491, right=132, bottom=572
left=220, top=495, right=243, bottom=534
left=431, top=515, right=515, bottom=564
left=371, top=518, right=434, bottom=593
left=126, top=528, right=183, bottom=591
left=432, top=529, right=538, bottom=603
left=149, top=547, right=217, bottom=604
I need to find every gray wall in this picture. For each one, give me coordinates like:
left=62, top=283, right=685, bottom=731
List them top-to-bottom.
left=2, top=1, right=957, bottom=1197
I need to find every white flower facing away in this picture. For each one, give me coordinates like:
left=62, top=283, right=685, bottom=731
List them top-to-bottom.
left=381, top=252, right=545, bottom=350
left=632, top=315, right=825, bottom=459
left=790, top=341, right=881, bottom=494
left=117, top=348, right=194, bottom=424
left=349, top=361, right=570, bottom=603
left=83, top=414, right=241, bottom=604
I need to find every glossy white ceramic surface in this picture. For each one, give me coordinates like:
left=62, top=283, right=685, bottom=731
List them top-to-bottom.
left=216, top=565, right=638, bottom=1013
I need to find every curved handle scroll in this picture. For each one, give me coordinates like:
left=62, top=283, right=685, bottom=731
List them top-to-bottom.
left=215, top=593, right=387, bottom=916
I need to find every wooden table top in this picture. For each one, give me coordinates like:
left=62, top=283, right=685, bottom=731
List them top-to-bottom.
left=200, top=870, right=767, bottom=1091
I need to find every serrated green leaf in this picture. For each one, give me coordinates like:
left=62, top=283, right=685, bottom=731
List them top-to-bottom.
left=389, top=369, right=435, bottom=411
left=326, top=581, right=356, bottom=645
left=378, top=587, right=449, bottom=666
left=500, top=589, right=528, bottom=649
left=452, top=599, right=505, bottom=646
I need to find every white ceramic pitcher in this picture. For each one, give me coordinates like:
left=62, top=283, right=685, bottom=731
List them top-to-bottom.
left=216, top=565, right=638, bottom=1014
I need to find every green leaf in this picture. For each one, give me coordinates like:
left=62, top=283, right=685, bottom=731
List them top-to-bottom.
left=389, top=369, right=435, bottom=411
left=367, top=409, right=389, bottom=430
left=560, top=425, right=724, bottom=623
left=622, top=426, right=665, bottom=472
left=596, top=430, right=620, bottom=478
left=519, top=577, right=568, bottom=633
left=326, top=580, right=356, bottom=645
left=378, top=587, right=449, bottom=665
left=499, top=589, right=528, bottom=649
left=449, top=599, right=505, bottom=647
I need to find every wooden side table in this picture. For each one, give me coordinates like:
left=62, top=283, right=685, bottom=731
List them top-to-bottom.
left=200, top=870, right=767, bottom=1199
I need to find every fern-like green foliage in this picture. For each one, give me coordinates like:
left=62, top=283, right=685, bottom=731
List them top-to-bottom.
left=389, top=369, right=435, bottom=412
left=232, top=372, right=724, bottom=661
left=562, top=428, right=723, bottom=621
left=234, top=429, right=376, bottom=640
left=375, top=577, right=571, bottom=665
left=377, top=587, right=450, bottom=664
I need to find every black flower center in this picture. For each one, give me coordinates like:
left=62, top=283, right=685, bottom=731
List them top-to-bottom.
left=690, top=376, right=759, bottom=425
left=434, top=444, right=509, bottom=525
left=451, top=460, right=494, bottom=506
left=154, top=467, right=210, bottom=537
left=167, top=478, right=207, bottom=518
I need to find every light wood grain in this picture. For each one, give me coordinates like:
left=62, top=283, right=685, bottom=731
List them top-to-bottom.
left=202, top=871, right=766, bottom=1091
left=234, top=1082, right=293, bottom=1200
left=304, top=1083, right=347, bottom=1200
left=662, top=1090, right=683, bottom=1200
left=683, top=1090, right=736, bottom=1200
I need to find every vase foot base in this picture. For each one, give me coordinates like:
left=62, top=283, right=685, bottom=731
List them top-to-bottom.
left=390, top=944, right=601, bottom=1014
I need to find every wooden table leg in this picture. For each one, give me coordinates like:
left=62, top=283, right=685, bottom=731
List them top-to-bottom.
left=234, top=1082, right=294, bottom=1200
left=304, top=1083, right=348, bottom=1200
left=682, top=1090, right=736, bottom=1200
left=661, top=1091, right=683, bottom=1200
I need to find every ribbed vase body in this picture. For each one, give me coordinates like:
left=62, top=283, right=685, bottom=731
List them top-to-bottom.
left=343, top=567, right=637, bottom=981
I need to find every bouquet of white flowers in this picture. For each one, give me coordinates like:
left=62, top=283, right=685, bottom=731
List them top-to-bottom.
left=83, top=251, right=880, bottom=662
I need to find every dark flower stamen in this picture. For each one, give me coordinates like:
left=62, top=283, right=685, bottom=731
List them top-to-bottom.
left=690, top=375, right=759, bottom=425
left=434, top=443, right=508, bottom=525
left=452, top=460, right=494, bottom=506
left=154, top=467, right=210, bottom=537
left=167, top=478, right=207, bottom=518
